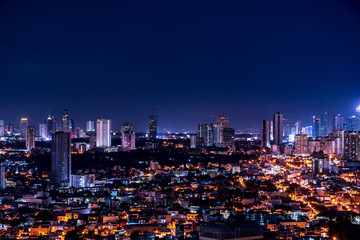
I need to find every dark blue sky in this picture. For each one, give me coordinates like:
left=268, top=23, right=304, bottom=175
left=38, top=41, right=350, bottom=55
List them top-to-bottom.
left=1, top=0, right=360, bottom=132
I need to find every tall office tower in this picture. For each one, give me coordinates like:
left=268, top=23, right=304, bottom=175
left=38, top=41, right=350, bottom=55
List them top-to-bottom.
left=61, top=109, right=69, bottom=132
left=273, top=112, right=283, bottom=145
left=320, top=112, right=328, bottom=136
left=332, top=114, right=345, bottom=131
left=46, top=115, right=57, bottom=138
left=149, top=115, right=157, bottom=141
left=216, top=115, right=229, bottom=145
left=312, top=116, right=316, bottom=137
left=345, top=116, right=356, bottom=131
left=20, top=118, right=28, bottom=138
left=96, top=118, right=111, bottom=148
left=314, top=118, right=320, bottom=137
left=69, top=119, right=76, bottom=138
left=0, top=120, right=4, bottom=137
left=86, top=120, right=95, bottom=132
left=260, top=120, right=271, bottom=148
left=295, top=121, right=301, bottom=134
left=121, top=122, right=136, bottom=149
left=39, top=123, right=48, bottom=140
left=204, top=123, right=215, bottom=147
left=5, top=124, right=13, bottom=136
left=196, top=124, right=205, bottom=148
left=214, top=125, right=221, bottom=147
left=26, top=126, right=36, bottom=151
left=223, top=128, right=235, bottom=148
left=333, top=129, right=345, bottom=156
left=51, top=131, right=71, bottom=187
left=344, top=131, right=360, bottom=161
left=190, top=134, right=197, bottom=149
left=295, top=134, right=308, bottom=156
left=0, top=165, right=5, bottom=190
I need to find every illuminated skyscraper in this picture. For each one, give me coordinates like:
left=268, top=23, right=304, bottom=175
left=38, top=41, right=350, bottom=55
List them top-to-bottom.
left=61, top=109, right=69, bottom=132
left=273, top=112, right=283, bottom=145
left=320, top=112, right=327, bottom=136
left=215, top=114, right=229, bottom=146
left=332, top=114, right=344, bottom=131
left=46, top=115, right=56, bottom=138
left=149, top=115, right=157, bottom=141
left=20, top=118, right=28, bottom=138
left=96, top=118, right=111, bottom=148
left=314, top=118, right=320, bottom=137
left=69, top=119, right=76, bottom=138
left=0, top=120, right=4, bottom=137
left=261, top=120, right=271, bottom=148
left=86, top=121, right=95, bottom=132
left=121, top=122, right=135, bottom=149
left=39, top=123, right=48, bottom=140
left=196, top=123, right=205, bottom=148
left=204, top=123, right=215, bottom=147
left=26, top=126, right=36, bottom=150
left=51, top=131, right=71, bottom=187
left=344, top=131, right=360, bottom=161
left=295, top=134, right=308, bottom=156
left=0, top=165, right=5, bottom=190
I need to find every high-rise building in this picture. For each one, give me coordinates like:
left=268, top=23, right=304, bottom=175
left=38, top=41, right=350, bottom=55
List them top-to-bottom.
left=61, top=109, right=69, bottom=132
left=273, top=112, right=283, bottom=145
left=320, top=112, right=327, bottom=136
left=333, top=114, right=344, bottom=131
left=46, top=115, right=57, bottom=138
left=149, top=115, right=157, bottom=141
left=216, top=115, right=229, bottom=145
left=345, top=116, right=356, bottom=131
left=20, top=118, right=28, bottom=138
left=96, top=118, right=111, bottom=148
left=314, top=118, right=320, bottom=137
left=69, top=119, right=76, bottom=138
left=0, top=120, right=4, bottom=137
left=260, top=120, right=271, bottom=148
left=86, top=121, right=95, bottom=132
left=121, top=122, right=135, bottom=149
left=39, top=123, right=48, bottom=140
left=204, top=123, right=215, bottom=147
left=5, top=124, right=13, bottom=136
left=196, top=124, right=205, bottom=148
left=26, top=126, right=36, bottom=151
left=223, top=128, right=235, bottom=148
left=333, top=129, right=345, bottom=156
left=51, top=131, right=71, bottom=187
left=344, top=131, right=360, bottom=161
left=190, top=134, right=197, bottom=149
left=295, top=134, right=308, bottom=156
left=0, top=165, right=5, bottom=190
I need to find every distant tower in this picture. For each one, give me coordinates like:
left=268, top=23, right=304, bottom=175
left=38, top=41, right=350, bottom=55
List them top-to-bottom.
left=61, top=109, right=69, bottom=132
left=273, top=112, right=283, bottom=145
left=320, top=112, right=328, bottom=136
left=149, top=114, right=158, bottom=141
left=215, top=114, right=229, bottom=146
left=333, top=114, right=344, bottom=132
left=46, top=115, right=57, bottom=138
left=20, top=118, right=28, bottom=138
left=96, top=118, right=111, bottom=148
left=314, top=118, right=320, bottom=137
left=0, top=120, right=4, bottom=137
left=261, top=120, right=271, bottom=148
left=86, top=121, right=95, bottom=132
left=121, top=122, right=135, bottom=149
left=39, top=123, right=48, bottom=140
left=204, top=123, right=215, bottom=147
left=6, top=124, right=14, bottom=136
left=196, top=124, right=205, bottom=148
left=26, top=126, right=36, bottom=150
left=51, top=131, right=71, bottom=187
left=0, top=165, right=5, bottom=190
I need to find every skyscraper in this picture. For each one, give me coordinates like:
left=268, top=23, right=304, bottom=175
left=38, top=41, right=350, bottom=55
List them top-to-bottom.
left=61, top=109, right=69, bottom=132
left=273, top=112, right=283, bottom=145
left=320, top=112, right=327, bottom=136
left=215, top=114, right=229, bottom=146
left=332, top=114, right=344, bottom=131
left=46, top=115, right=57, bottom=138
left=149, top=115, right=157, bottom=141
left=20, top=118, right=28, bottom=138
left=96, top=118, right=111, bottom=148
left=314, top=118, right=320, bottom=137
left=69, top=119, right=76, bottom=138
left=0, top=120, right=4, bottom=137
left=261, top=120, right=271, bottom=148
left=86, top=121, right=95, bottom=132
left=121, top=122, right=135, bottom=149
left=39, top=123, right=48, bottom=140
left=196, top=123, right=205, bottom=149
left=204, top=123, right=215, bottom=147
left=5, top=124, right=13, bottom=136
left=26, top=126, right=36, bottom=151
left=223, top=128, right=235, bottom=148
left=51, top=131, right=71, bottom=187
left=344, top=131, right=360, bottom=161
left=295, top=134, right=308, bottom=156
left=0, top=165, right=5, bottom=190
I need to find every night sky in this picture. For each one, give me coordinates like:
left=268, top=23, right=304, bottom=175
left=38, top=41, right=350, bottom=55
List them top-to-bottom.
left=1, top=0, right=360, bottom=132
